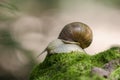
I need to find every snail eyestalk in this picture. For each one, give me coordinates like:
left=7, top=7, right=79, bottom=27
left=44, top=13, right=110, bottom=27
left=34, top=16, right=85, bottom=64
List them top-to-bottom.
left=37, top=48, right=47, bottom=57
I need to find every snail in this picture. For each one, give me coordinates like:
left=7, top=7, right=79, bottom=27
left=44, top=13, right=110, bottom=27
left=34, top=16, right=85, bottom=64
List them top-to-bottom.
left=38, top=22, right=92, bottom=56
left=58, top=22, right=93, bottom=49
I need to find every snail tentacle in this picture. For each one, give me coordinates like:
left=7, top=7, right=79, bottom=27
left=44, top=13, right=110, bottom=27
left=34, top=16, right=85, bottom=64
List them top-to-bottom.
left=37, top=48, right=47, bottom=57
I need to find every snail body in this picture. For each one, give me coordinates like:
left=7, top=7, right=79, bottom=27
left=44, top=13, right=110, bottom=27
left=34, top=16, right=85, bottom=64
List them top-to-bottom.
left=58, top=22, right=93, bottom=49
left=38, top=39, right=85, bottom=56
left=46, top=39, right=65, bottom=54
left=50, top=39, right=85, bottom=54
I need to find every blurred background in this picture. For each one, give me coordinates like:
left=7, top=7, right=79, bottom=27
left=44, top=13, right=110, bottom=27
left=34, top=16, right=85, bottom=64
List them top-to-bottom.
left=0, top=0, right=120, bottom=80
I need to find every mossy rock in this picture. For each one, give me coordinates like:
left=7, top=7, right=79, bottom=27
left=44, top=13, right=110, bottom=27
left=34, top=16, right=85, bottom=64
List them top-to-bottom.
left=30, top=47, right=120, bottom=80
left=110, top=67, right=120, bottom=80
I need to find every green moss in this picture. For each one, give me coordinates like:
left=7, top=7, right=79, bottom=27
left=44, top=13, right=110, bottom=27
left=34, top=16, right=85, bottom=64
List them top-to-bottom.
left=30, top=47, right=120, bottom=80
left=91, top=47, right=120, bottom=67
left=30, top=52, right=92, bottom=80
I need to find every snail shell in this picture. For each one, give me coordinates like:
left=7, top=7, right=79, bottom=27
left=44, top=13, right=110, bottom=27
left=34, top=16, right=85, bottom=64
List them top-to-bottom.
left=58, top=22, right=93, bottom=49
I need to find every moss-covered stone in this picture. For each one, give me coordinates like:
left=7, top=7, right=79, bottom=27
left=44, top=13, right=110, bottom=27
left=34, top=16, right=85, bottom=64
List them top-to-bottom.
left=30, top=47, right=120, bottom=80
left=91, top=47, right=120, bottom=67
left=110, top=67, right=120, bottom=80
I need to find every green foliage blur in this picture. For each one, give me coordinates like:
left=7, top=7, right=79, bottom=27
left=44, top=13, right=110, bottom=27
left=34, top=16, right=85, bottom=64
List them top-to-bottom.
left=98, top=0, right=120, bottom=8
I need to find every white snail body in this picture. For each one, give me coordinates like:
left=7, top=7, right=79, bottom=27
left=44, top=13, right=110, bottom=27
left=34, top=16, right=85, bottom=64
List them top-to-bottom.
left=38, top=39, right=85, bottom=56
left=46, top=39, right=65, bottom=54
left=50, top=43, right=85, bottom=54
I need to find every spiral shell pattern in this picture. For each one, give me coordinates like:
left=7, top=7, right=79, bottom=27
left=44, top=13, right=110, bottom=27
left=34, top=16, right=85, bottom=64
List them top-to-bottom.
left=58, top=22, right=93, bottom=49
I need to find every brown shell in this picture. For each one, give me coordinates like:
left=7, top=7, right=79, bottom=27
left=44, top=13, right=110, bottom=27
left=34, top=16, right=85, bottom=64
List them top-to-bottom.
left=58, top=22, right=93, bottom=49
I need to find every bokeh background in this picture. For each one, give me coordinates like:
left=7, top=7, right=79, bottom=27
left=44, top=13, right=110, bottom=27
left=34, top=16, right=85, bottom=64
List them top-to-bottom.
left=0, top=0, right=120, bottom=80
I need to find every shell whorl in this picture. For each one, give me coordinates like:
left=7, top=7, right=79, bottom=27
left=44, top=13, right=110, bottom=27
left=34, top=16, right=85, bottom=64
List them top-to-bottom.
left=58, top=22, right=93, bottom=49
